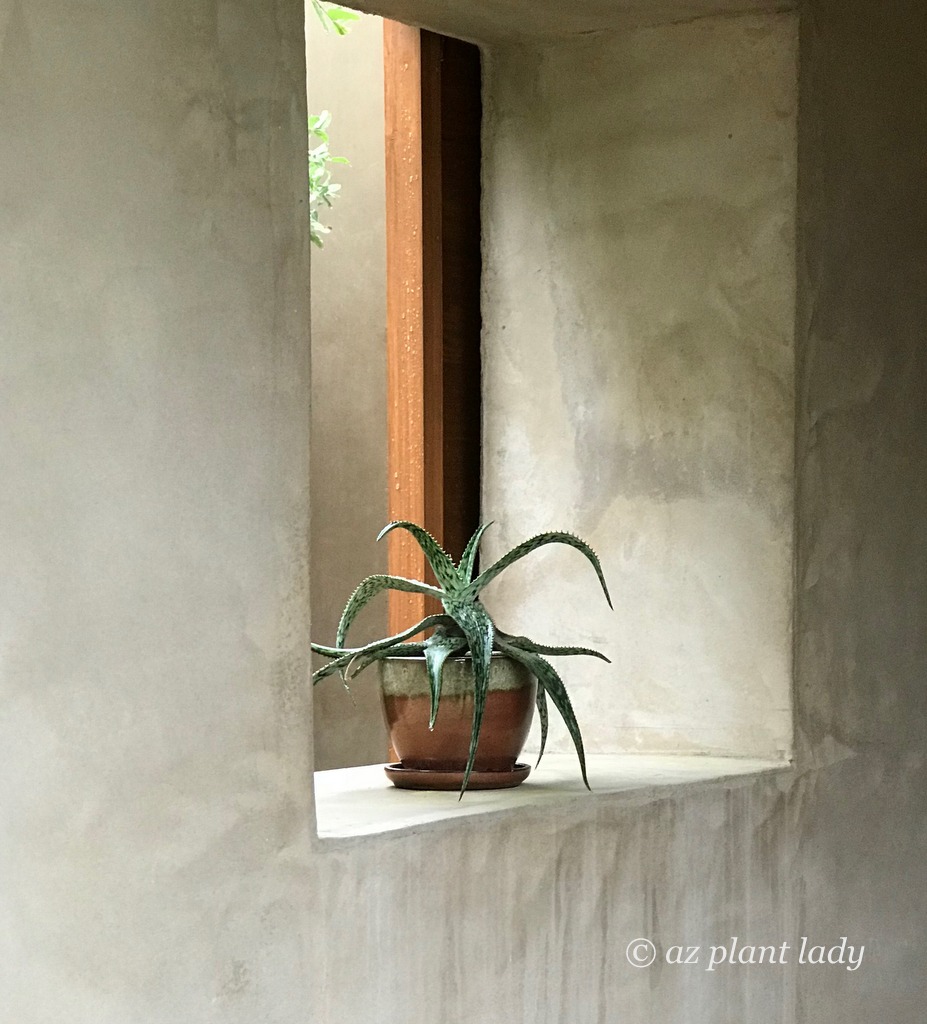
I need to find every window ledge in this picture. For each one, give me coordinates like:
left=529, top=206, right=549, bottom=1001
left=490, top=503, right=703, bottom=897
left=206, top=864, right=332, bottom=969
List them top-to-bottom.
left=313, top=753, right=791, bottom=840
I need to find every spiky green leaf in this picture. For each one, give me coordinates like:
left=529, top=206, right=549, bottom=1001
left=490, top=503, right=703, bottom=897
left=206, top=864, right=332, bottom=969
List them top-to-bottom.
left=377, top=521, right=462, bottom=592
left=458, top=521, right=494, bottom=584
left=466, top=531, right=612, bottom=609
left=336, top=574, right=445, bottom=649
left=451, top=602, right=495, bottom=796
left=310, top=614, right=455, bottom=684
left=423, top=629, right=468, bottom=728
left=499, top=632, right=611, bottom=663
left=496, top=636, right=552, bottom=762
left=497, top=641, right=590, bottom=790
left=345, top=642, right=428, bottom=679
left=310, top=646, right=362, bottom=684
left=534, top=683, right=549, bottom=767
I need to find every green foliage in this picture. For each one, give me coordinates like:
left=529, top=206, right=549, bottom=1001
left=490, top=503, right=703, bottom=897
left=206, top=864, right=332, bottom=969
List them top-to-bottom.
left=310, top=0, right=360, bottom=35
left=307, top=4, right=358, bottom=246
left=309, top=110, right=349, bottom=248
left=311, top=521, right=613, bottom=794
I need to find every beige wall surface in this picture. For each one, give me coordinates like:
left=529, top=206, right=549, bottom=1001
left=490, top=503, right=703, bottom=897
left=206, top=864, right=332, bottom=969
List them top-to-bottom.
left=2, top=0, right=927, bottom=1022
left=0, top=1, right=317, bottom=1019
left=306, top=12, right=389, bottom=769
left=481, top=14, right=796, bottom=759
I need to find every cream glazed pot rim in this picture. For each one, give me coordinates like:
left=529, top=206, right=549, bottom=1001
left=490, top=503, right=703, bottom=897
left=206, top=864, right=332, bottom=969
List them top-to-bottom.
left=378, top=652, right=536, bottom=698
left=378, top=652, right=512, bottom=661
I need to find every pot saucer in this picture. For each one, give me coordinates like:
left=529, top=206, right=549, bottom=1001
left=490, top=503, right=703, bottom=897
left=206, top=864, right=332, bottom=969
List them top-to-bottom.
left=384, top=762, right=531, bottom=791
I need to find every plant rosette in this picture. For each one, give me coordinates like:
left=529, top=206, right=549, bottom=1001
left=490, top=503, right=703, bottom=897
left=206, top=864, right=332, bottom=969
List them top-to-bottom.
left=311, top=521, right=613, bottom=796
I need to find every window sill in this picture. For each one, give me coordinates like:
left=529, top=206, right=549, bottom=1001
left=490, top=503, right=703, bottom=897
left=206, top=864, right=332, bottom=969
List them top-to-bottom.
left=313, top=753, right=791, bottom=840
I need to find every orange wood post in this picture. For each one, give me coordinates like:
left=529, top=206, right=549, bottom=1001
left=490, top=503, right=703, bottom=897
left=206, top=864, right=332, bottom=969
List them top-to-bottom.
left=383, top=22, right=444, bottom=636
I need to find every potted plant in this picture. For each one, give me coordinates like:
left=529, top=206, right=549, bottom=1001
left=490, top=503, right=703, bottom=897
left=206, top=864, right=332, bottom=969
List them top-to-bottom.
left=311, top=520, right=612, bottom=795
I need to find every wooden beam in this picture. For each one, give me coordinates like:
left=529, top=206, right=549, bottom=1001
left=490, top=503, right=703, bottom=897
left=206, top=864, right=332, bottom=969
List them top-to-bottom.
left=383, top=21, right=440, bottom=635
left=383, top=24, right=482, bottom=634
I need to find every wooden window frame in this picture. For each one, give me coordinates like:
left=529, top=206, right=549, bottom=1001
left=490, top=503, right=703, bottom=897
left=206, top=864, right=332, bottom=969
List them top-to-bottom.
left=383, top=22, right=482, bottom=634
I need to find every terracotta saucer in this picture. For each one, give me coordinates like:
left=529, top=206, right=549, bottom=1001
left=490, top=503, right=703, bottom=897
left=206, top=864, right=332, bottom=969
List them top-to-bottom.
left=384, top=762, right=531, bottom=791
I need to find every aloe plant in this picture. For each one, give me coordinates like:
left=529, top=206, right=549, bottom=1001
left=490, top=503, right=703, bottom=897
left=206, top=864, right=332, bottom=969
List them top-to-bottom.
left=311, top=521, right=613, bottom=793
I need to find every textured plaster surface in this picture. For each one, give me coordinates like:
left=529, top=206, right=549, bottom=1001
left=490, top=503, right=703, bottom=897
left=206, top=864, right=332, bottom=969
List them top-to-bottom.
left=3, top=0, right=927, bottom=1022
left=344, top=0, right=794, bottom=44
left=793, top=0, right=927, bottom=765
left=0, top=1, right=317, bottom=1019
left=787, top=6, right=927, bottom=1012
left=306, top=13, right=389, bottom=770
left=482, top=15, right=797, bottom=758
left=315, top=752, right=786, bottom=837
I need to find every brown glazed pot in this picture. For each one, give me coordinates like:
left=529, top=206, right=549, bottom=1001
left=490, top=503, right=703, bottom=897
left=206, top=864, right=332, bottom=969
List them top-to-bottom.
left=379, top=654, right=537, bottom=789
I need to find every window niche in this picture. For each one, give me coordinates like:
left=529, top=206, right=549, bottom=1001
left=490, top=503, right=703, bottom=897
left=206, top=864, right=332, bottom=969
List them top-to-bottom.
left=479, top=13, right=797, bottom=762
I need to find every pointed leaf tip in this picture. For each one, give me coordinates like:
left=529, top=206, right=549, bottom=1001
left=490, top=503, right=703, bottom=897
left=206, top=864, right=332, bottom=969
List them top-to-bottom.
left=375, top=521, right=461, bottom=592
left=459, top=521, right=494, bottom=584
left=466, top=529, right=613, bottom=612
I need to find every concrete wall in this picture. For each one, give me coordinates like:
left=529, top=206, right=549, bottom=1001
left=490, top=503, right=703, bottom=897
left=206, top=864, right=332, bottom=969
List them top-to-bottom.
left=2, top=0, right=927, bottom=1022
left=0, top=1, right=317, bottom=1018
left=787, top=10, right=927, bottom=1019
left=306, top=12, right=388, bottom=769
left=481, top=14, right=796, bottom=759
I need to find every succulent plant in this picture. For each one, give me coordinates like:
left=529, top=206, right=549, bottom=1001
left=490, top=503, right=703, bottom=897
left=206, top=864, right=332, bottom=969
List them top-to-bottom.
left=311, top=521, right=613, bottom=792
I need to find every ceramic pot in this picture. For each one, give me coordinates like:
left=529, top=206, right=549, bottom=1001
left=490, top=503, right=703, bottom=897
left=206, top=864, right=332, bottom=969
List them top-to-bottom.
left=379, top=654, right=537, bottom=790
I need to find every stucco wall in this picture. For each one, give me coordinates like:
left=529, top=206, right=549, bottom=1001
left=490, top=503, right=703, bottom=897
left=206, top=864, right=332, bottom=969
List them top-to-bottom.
left=2, top=0, right=926, bottom=1022
left=0, top=1, right=317, bottom=1018
left=788, top=6, right=927, bottom=1010
left=306, top=12, right=389, bottom=770
left=481, top=14, right=796, bottom=759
